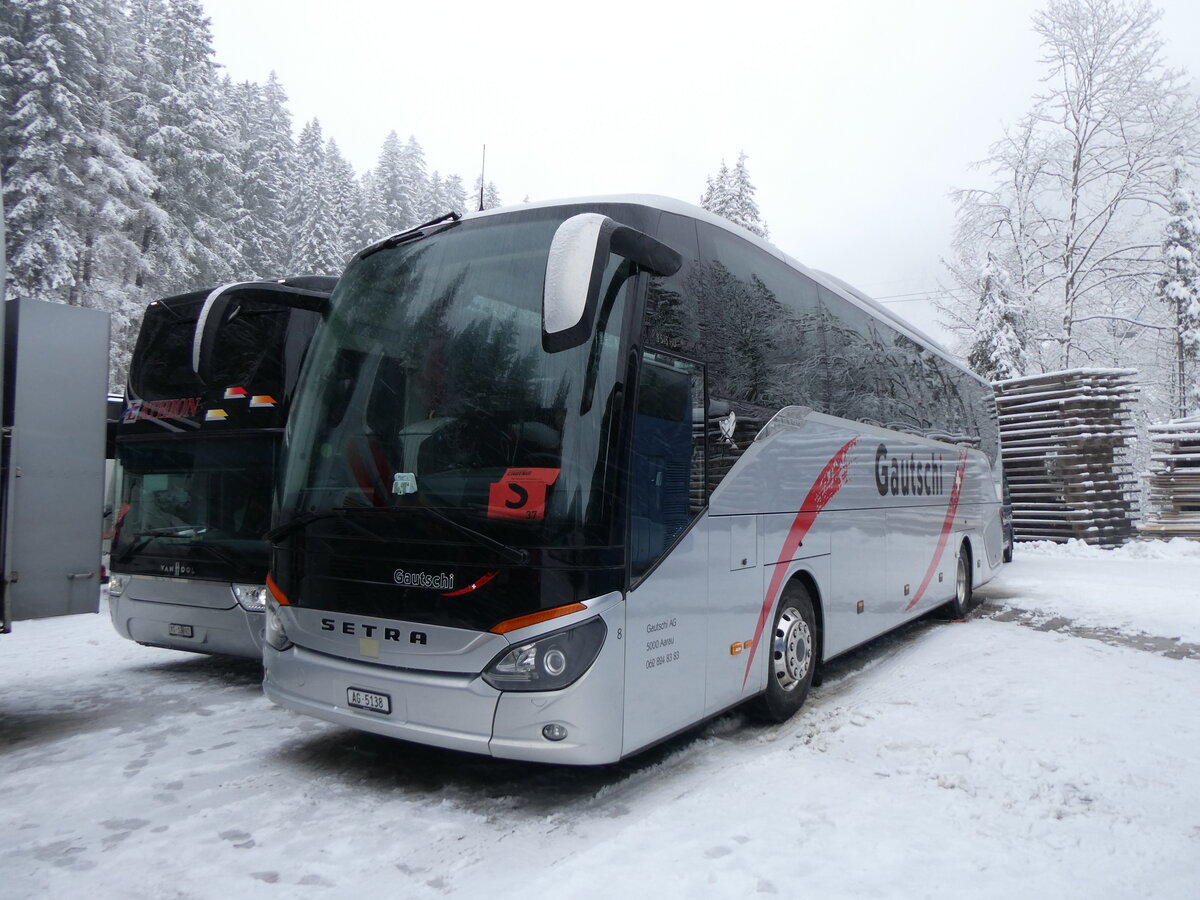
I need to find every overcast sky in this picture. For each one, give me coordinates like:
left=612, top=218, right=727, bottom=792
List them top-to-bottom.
left=201, top=0, right=1200, bottom=346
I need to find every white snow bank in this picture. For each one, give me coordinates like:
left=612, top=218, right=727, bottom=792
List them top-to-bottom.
left=1017, top=536, right=1200, bottom=561
left=981, top=539, right=1200, bottom=643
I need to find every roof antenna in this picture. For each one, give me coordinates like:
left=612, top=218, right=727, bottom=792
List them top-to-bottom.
left=478, top=144, right=486, bottom=212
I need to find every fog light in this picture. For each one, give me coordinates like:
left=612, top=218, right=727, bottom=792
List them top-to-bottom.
left=542, top=723, right=568, bottom=742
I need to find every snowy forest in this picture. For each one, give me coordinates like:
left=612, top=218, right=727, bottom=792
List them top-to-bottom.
left=0, top=0, right=500, bottom=384
left=3, top=0, right=1199, bottom=429
left=943, top=0, right=1200, bottom=423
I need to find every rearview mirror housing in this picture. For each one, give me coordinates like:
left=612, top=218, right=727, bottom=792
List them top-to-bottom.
left=542, top=214, right=682, bottom=353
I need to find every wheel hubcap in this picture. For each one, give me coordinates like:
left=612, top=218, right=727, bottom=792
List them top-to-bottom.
left=956, top=554, right=968, bottom=606
left=772, top=606, right=812, bottom=692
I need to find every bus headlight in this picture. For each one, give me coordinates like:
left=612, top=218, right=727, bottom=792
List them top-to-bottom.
left=108, top=574, right=129, bottom=598
left=231, top=584, right=269, bottom=612
left=263, top=597, right=293, bottom=651
left=482, top=617, right=606, bottom=692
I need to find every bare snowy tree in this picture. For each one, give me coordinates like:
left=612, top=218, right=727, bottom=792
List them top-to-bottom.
left=944, top=0, right=1200, bottom=382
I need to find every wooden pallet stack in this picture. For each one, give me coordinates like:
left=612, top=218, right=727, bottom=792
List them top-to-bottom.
left=993, top=369, right=1139, bottom=547
left=1140, top=416, right=1200, bottom=540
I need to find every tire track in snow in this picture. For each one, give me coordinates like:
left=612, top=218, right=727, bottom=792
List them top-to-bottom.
left=974, top=591, right=1200, bottom=661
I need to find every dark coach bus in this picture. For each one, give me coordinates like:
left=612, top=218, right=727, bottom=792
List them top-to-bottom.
left=108, top=277, right=334, bottom=657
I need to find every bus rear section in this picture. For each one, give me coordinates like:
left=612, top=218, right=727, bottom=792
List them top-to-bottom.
left=262, top=198, right=1003, bottom=764
left=108, top=277, right=333, bottom=658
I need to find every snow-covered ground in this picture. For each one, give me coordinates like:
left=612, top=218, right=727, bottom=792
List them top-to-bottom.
left=2, top=540, right=1199, bottom=899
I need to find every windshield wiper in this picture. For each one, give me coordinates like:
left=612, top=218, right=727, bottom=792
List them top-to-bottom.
left=356, top=211, right=461, bottom=261
left=266, top=503, right=529, bottom=566
left=413, top=504, right=530, bottom=566
left=114, top=525, right=208, bottom=563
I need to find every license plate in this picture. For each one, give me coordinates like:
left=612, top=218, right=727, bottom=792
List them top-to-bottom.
left=168, top=623, right=194, bottom=638
left=346, top=687, right=391, bottom=714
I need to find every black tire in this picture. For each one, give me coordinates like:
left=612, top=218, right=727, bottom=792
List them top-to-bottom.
left=943, top=540, right=973, bottom=619
left=749, top=582, right=818, bottom=723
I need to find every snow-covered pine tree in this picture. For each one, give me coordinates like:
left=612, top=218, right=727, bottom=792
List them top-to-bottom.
left=0, top=0, right=91, bottom=302
left=68, top=0, right=160, bottom=385
left=124, top=0, right=243, bottom=294
left=223, top=72, right=295, bottom=279
left=258, top=72, right=296, bottom=271
left=286, top=119, right=341, bottom=275
left=371, top=131, right=418, bottom=232
left=399, top=136, right=428, bottom=227
left=325, top=137, right=366, bottom=262
left=700, top=152, right=768, bottom=238
left=730, top=152, right=768, bottom=239
left=1158, top=159, right=1200, bottom=417
left=700, top=161, right=732, bottom=219
left=358, top=168, right=388, bottom=244
left=424, top=171, right=446, bottom=221
left=443, top=174, right=468, bottom=215
left=470, top=175, right=501, bottom=211
left=967, top=252, right=1028, bottom=381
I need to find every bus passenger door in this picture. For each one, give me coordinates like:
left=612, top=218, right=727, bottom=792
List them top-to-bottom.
left=621, top=352, right=709, bottom=757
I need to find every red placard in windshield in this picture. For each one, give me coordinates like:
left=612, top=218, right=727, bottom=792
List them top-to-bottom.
left=487, top=468, right=561, bottom=521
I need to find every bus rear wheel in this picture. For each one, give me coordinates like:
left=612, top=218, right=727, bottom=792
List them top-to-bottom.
left=942, top=540, right=973, bottom=619
left=750, top=582, right=817, bottom=723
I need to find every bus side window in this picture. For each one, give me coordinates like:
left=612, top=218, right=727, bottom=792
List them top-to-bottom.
left=630, top=351, right=705, bottom=580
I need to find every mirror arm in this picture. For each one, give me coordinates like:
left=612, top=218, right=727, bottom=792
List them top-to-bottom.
left=609, top=225, right=682, bottom=278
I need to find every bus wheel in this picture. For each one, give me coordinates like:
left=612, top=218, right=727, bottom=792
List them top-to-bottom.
left=943, top=541, right=973, bottom=619
left=750, top=582, right=817, bottom=723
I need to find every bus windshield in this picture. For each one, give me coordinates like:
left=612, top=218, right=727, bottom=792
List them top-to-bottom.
left=279, top=210, right=634, bottom=551
left=113, top=436, right=276, bottom=581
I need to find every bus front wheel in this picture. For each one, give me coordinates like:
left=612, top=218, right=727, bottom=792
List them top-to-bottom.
left=750, top=582, right=817, bottom=723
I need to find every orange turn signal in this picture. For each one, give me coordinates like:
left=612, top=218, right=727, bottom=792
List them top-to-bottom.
left=266, top=573, right=290, bottom=606
left=490, top=602, right=587, bottom=635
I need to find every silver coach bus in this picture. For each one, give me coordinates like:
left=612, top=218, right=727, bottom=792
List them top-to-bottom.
left=263, top=197, right=1003, bottom=764
left=108, top=277, right=334, bottom=657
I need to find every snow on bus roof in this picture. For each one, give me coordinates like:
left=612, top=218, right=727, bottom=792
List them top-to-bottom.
left=462, top=194, right=975, bottom=385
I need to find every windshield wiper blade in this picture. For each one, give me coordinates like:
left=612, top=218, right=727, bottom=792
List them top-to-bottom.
left=356, top=211, right=461, bottom=261
left=416, top=504, right=530, bottom=566
left=264, top=510, right=334, bottom=544
left=114, top=525, right=207, bottom=563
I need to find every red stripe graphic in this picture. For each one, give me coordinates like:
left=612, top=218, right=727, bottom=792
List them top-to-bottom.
left=742, top=437, right=859, bottom=689
left=903, top=449, right=969, bottom=612
left=441, top=570, right=499, bottom=597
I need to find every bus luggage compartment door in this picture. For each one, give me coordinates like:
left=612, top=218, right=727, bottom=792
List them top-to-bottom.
left=621, top=523, right=709, bottom=757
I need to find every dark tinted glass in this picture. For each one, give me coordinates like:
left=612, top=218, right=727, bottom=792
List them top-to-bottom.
left=281, top=210, right=632, bottom=545
left=644, top=218, right=996, bottom=467
left=130, top=300, right=287, bottom=400
left=630, top=351, right=705, bottom=578
left=113, top=435, right=277, bottom=580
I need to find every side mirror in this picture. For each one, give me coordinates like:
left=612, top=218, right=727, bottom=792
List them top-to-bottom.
left=542, top=214, right=682, bottom=353
left=191, top=278, right=336, bottom=381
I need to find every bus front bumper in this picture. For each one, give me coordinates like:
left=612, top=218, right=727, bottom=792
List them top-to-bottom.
left=109, top=588, right=264, bottom=659
left=263, top=619, right=626, bottom=765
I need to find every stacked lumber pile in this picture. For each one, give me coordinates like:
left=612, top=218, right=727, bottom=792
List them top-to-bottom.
left=993, top=369, right=1138, bottom=547
left=1140, top=416, right=1200, bottom=540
